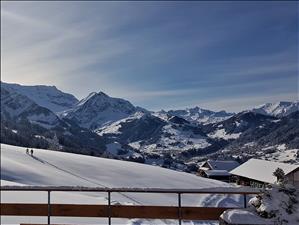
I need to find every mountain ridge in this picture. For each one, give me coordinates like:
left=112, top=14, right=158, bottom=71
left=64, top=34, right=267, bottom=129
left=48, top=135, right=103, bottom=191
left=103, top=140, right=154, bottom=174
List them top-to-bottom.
left=1, top=81, right=298, bottom=171
left=1, top=82, right=79, bottom=113
left=61, top=91, right=142, bottom=130
left=251, top=101, right=299, bottom=117
left=164, top=106, right=234, bottom=124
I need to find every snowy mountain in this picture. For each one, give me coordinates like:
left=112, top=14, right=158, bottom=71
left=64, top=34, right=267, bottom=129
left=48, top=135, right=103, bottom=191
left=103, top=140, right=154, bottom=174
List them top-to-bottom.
left=1, top=81, right=298, bottom=169
left=1, top=82, right=78, bottom=113
left=1, top=86, right=105, bottom=154
left=1, top=87, right=61, bottom=128
left=62, top=91, right=143, bottom=130
left=251, top=101, right=299, bottom=117
left=164, top=106, right=234, bottom=124
left=99, top=109, right=299, bottom=166
left=203, top=111, right=277, bottom=141
left=204, top=111, right=299, bottom=164
left=97, top=112, right=227, bottom=170
left=1, top=143, right=242, bottom=225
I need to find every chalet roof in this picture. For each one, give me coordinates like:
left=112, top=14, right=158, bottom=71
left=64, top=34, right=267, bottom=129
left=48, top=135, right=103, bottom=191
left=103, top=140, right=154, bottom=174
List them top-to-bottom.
left=230, top=159, right=299, bottom=184
left=205, top=160, right=240, bottom=171
left=204, top=170, right=231, bottom=177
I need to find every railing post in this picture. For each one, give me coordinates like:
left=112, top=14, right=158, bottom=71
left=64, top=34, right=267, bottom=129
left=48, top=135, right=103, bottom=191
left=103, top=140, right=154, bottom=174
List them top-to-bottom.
left=47, top=190, right=51, bottom=225
left=108, top=191, right=111, bottom=225
left=178, top=192, right=182, bottom=225
left=243, top=193, right=247, bottom=208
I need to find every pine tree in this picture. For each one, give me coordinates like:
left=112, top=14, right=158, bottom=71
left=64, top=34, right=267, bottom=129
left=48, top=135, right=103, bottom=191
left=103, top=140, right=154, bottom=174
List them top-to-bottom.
left=273, top=167, right=285, bottom=184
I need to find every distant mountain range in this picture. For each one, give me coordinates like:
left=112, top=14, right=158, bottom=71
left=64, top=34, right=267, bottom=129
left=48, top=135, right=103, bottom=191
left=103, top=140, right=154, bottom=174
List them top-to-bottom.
left=1, top=81, right=298, bottom=172
left=164, top=107, right=234, bottom=124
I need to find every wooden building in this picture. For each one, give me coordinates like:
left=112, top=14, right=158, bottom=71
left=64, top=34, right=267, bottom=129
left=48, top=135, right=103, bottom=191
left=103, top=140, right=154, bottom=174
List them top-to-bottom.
left=230, top=158, right=299, bottom=188
left=198, top=160, right=240, bottom=182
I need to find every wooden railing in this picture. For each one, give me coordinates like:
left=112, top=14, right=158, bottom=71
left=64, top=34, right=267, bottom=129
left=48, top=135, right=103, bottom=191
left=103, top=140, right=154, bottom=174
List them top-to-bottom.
left=0, top=186, right=260, bottom=225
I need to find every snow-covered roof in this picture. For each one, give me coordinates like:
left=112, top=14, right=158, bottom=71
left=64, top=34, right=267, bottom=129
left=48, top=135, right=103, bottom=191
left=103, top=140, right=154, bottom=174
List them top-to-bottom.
left=230, top=159, right=299, bottom=184
left=206, top=160, right=240, bottom=171
left=199, top=167, right=210, bottom=171
left=205, top=170, right=231, bottom=177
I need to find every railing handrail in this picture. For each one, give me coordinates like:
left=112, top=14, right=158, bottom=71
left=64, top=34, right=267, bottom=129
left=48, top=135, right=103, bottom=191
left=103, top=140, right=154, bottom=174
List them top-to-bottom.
left=0, top=185, right=260, bottom=194
left=1, top=185, right=259, bottom=224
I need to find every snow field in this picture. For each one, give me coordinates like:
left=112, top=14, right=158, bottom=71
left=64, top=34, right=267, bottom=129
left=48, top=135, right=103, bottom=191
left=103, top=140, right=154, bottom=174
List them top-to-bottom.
left=1, top=144, right=244, bottom=225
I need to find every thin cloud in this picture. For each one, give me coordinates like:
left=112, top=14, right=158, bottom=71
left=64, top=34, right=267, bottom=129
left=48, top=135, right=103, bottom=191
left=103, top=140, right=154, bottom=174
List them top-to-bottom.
left=1, top=1, right=298, bottom=112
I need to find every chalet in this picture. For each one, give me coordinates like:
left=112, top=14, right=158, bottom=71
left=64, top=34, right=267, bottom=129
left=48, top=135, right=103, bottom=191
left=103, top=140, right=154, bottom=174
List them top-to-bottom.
left=230, top=158, right=299, bottom=188
left=198, top=160, right=240, bottom=182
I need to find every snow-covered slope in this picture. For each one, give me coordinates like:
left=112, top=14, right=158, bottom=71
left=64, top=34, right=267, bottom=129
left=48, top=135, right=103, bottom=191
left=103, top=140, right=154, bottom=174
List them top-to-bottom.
left=1, top=82, right=78, bottom=113
left=62, top=92, right=141, bottom=129
left=251, top=101, right=299, bottom=118
left=164, top=107, right=234, bottom=124
left=203, top=111, right=277, bottom=141
left=203, top=111, right=299, bottom=164
left=97, top=112, right=214, bottom=169
left=97, top=112, right=209, bottom=150
left=1, top=143, right=242, bottom=225
left=1, top=144, right=227, bottom=188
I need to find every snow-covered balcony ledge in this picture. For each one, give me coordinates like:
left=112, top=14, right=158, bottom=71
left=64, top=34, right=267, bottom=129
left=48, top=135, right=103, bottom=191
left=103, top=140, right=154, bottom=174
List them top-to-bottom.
left=220, top=177, right=299, bottom=225
left=219, top=209, right=275, bottom=225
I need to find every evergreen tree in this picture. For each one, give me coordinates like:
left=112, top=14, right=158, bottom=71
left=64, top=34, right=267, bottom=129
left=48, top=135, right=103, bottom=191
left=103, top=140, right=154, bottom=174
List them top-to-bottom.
left=273, top=167, right=285, bottom=183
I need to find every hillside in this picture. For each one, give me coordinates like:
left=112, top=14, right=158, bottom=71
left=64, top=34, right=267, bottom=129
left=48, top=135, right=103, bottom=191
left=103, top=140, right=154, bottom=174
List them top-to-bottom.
left=1, top=82, right=298, bottom=171
left=206, top=111, right=299, bottom=164
left=1, top=143, right=242, bottom=225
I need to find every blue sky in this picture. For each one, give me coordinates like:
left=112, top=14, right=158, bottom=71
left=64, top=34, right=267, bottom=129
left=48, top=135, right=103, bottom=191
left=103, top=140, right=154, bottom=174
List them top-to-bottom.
left=1, top=1, right=298, bottom=112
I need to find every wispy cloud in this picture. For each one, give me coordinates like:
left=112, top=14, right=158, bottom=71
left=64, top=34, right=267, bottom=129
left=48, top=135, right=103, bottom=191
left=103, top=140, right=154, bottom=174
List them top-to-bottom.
left=1, top=1, right=298, bottom=112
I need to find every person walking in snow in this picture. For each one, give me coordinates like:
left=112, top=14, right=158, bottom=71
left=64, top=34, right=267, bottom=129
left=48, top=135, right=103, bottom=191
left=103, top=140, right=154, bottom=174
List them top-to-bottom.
left=26, top=148, right=29, bottom=154
left=30, top=149, right=34, bottom=156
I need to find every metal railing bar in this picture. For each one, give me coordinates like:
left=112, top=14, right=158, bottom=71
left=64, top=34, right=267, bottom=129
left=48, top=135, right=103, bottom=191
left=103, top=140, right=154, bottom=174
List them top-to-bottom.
left=1, top=185, right=258, bottom=222
left=0, top=186, right=260, bottom=194
left=47, top=191, right=51, bottom=225
left=108, top=191, right=111, bottom=225
left=178, top=193, right=182, bottom=225
left=243, top=193, right=247, bottom=208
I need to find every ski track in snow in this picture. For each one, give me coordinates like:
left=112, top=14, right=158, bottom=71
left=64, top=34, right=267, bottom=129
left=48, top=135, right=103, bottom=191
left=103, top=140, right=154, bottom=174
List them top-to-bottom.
left=29, top=154, right=143, bottom=205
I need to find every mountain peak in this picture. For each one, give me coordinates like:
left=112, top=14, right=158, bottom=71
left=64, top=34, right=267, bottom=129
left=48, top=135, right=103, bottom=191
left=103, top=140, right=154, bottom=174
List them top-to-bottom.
left=63, top=91, right=138, bottom=129
left=79, top=91, right=111, bottom=103
left=88, top=91, right=98, bottom=96
left=97, top=91, right=108, bottom=97
left=77, top=92, right=98, bottom=106
left=252, top=101, right=298, bottom=117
